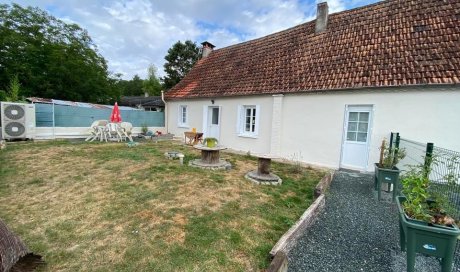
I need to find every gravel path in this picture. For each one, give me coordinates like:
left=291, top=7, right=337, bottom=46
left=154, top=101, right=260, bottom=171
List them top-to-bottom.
left=287, top=170, right=450, bottom=272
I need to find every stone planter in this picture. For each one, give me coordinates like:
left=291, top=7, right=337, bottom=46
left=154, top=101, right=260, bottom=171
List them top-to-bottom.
left=374, top=163, right=400, bottom=201
left=397, top=196, right=460, bottom=272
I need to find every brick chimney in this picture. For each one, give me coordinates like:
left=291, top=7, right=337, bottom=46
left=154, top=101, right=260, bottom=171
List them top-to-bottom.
left=315, top=2, right=329, bottom=33
left=201, top=41, right=215, bottom=58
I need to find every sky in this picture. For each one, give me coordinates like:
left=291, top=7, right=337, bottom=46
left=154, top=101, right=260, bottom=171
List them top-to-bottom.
left=1, top=0, right=380, bottom=80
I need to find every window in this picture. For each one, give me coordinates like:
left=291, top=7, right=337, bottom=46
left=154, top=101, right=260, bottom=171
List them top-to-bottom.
left=178, top=105, right=188, bottom=127
left=238, top=105, right=259, bottom=137
left=211, top=107, right=219, bottom=125
left=346, top=111, right=369, bottom=142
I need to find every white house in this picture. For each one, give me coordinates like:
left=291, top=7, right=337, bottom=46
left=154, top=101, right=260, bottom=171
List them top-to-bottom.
left=164, top=0, right=460, bottom=172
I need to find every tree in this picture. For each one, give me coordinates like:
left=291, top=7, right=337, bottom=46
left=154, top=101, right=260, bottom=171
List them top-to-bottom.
left=0, top=4, right=118, bottom=103
left=162, top=40, right=200, bottom=90
left=143, top=64, right=162, bottom=96
left=6, top=74, right=20, bottom=101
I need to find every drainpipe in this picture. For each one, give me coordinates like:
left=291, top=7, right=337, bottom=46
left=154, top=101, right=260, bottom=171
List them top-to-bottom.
left=161, top=90, right=168, bottom=133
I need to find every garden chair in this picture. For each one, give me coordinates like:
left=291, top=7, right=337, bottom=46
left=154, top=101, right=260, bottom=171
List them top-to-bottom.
left=85, top=120, right=108, bottom=142
left=104, top=122, right=122, bottom=142
left=119, top=122, right=133, bottom=142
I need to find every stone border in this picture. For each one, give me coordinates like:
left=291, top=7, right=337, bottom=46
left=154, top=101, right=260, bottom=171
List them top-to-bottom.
left=188, top=159, right=232, bottom=170
left=244, top=171, right=282, bottom=185
left=267, top=171, right=335, bottom=272
left=314, top=171, right=334, bottom=198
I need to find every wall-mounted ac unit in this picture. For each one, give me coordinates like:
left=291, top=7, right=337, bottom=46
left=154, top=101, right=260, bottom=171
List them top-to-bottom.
left=1, top=102, right=35, bottom=140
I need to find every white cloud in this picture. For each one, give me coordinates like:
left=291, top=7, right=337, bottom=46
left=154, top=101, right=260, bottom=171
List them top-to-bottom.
left=0, top=0, right=380, bottom=79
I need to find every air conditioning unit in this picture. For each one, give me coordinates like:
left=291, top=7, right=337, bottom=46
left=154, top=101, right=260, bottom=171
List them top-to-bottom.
left=1, top=102, right=35, bottom=140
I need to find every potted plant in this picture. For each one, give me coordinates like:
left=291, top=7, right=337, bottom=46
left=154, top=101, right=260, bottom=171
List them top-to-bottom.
left=141, top=124, right=148, bottom=135
left=203, top=137, right=218, bottom=148
left=374, top=138, right=406, bottom=201
left=397, top=163, right=460, bottom=272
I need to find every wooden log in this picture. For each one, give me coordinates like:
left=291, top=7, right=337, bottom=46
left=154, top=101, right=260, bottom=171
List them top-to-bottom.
left=201, top=150, right=220, bottom=164
left=257, top=157, right=272, bottom=175
left=270, top=194, right=325, bottom=257
left=0, top=218, right=44, bottom=272
left=267, top=251, right=288, bottom=272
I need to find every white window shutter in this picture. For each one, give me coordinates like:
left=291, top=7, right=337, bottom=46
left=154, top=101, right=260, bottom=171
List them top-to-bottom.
left=177, top=105, right=181, bottom=126
left=202, top=105, right=208, bottom=137
left=236, top=105, right=242, bottom=134
left=254, top=105, right=261, bottom=137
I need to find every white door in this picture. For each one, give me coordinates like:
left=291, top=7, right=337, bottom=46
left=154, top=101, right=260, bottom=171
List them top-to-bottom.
left=340, top=105, right=373, bottom=171
left=206, top=106, right=220, bottom=139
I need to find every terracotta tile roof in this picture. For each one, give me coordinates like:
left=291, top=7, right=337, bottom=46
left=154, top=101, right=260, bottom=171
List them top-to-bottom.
left=165, top=0, right=460, bottom=100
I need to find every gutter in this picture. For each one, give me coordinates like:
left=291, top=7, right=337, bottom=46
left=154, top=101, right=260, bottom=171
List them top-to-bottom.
left=161, top=90, right=168, bottom=133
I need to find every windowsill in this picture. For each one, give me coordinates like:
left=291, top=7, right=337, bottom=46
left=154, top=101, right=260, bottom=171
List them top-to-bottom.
left=178, top=124, right=190, bottom=129
left=238, top=133, right=258, bottom=139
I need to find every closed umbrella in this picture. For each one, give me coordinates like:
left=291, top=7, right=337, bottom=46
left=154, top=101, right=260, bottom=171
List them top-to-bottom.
left=110, top=102, right=122, bottom=123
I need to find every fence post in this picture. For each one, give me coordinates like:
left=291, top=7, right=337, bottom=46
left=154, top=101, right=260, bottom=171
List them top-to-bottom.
left=389, top=132, right=394, bottom=150
left=393, top=133, right=400, bottom=164
left=424, top=143, right=434, bottom=178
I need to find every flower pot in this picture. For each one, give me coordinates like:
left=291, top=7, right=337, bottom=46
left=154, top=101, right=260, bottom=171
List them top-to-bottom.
left=206, top=141, right=216, bottom=148
left=374, top=163, right=400, bottom=201
left=397, top=196, right=460, bottom=272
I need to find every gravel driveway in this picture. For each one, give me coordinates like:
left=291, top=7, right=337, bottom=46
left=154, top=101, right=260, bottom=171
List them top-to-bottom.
left=287, top=170, right=456, bottom=272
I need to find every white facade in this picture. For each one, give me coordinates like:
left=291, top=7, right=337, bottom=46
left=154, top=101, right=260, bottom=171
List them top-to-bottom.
left=166, top=86, right=460, bottom=172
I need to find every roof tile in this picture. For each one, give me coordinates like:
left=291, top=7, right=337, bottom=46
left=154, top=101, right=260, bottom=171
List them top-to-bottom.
left=166, top=0, right=460, bottom=100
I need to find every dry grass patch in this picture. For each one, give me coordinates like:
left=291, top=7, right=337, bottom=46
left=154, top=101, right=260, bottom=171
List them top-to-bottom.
left=0, top=140, right=324, bottom=271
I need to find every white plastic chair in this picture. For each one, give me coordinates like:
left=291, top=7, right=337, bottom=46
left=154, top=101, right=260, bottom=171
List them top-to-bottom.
left=85, top=120, right=108, bottom=142
left=119, top=122, right=133, bottom=142
left=105, top=123, right=122, bottom=142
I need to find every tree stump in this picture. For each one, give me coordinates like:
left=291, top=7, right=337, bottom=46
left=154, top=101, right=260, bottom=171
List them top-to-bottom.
left=258, top=157, right=272, bottom=176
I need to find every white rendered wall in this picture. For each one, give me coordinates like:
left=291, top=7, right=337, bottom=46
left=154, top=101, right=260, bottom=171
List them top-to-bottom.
left=167, top=86, right=460, bottom=172
left=281, top=87, right=460, bottom=171
left=167, top=97, right=273, bottom=154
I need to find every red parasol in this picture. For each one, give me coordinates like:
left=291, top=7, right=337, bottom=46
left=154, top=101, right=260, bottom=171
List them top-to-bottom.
left=110, top=102, right=122, bottom=123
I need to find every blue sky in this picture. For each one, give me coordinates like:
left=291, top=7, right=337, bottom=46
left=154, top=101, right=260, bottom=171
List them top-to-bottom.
left=1, top=0, right=380, bottom=79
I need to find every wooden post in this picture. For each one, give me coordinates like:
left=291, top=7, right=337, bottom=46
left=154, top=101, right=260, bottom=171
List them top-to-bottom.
left=379, top=138, right=386, bottom=167
left=258, top=157, right=272, bottom=175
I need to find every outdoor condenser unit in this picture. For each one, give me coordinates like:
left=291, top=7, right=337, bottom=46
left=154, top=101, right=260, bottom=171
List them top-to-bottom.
left=0, top=102, right=35, bottom=140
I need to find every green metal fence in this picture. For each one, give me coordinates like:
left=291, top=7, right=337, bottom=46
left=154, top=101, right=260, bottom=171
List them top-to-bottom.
left=35, top=103, right=164, bottom=127
left=395, top=133, right=460, bottom=270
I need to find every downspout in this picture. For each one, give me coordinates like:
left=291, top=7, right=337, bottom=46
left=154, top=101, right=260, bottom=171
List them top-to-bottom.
left=161, top=90, right=168, bottom=133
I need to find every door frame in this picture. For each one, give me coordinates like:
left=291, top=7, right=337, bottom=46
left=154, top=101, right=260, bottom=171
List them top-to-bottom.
left=339, top=104, right=374, bottom=171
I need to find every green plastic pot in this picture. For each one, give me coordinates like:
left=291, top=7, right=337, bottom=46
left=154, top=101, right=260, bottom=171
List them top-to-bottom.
left=374, top=163, right=400, bottom=201
left=397, top=196, right=460, bottom=272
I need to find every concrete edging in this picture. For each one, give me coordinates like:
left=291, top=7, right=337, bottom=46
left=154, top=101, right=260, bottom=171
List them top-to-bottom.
left=267, top=171, right=335, bottom=272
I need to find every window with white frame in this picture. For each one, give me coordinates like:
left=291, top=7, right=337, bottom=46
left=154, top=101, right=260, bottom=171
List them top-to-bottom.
left=178, top=105, right=188, bottom=127
left=238, top=105, right=260, bottom=137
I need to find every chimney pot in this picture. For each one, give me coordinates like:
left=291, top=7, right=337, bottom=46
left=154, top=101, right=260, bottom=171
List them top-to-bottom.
left=315, top=2, right=329, bottom=33
left=201, top=41, right=215, bottom=58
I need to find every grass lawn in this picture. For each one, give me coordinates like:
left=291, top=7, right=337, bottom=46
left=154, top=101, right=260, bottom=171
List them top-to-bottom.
left=0, top=140, right=324, bottom=271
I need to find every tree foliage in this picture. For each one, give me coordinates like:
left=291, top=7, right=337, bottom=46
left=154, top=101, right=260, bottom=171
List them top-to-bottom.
left=0, top=3, right=118, bottom=103
left=162, top=40, right=200, bottom=90
left=143, top=64, right=162, bottom=96
left=115, top=75, right=144, bottom=96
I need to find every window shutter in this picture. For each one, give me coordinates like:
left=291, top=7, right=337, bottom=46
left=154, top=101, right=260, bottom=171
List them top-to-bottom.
left=177, top=105, right=181, bottom=126
left=202, top=105, right=207, bottom=137
left=236, top=105, right=242, bottom=134
left=254, top=105, right=261, bottom=137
